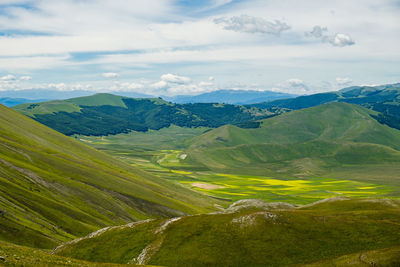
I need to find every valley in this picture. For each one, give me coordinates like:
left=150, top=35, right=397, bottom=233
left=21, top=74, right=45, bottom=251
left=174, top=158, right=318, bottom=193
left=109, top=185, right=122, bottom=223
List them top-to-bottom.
left=1, top=1, right=399, bottom=266
left=1, top=83, right=400, bottom=266
left=72, top=101, right=400, bottom=206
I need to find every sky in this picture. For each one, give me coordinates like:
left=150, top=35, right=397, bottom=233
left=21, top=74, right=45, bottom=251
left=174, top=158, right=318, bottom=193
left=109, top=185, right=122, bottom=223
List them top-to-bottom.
left=0, top=0, right=399, bottom=96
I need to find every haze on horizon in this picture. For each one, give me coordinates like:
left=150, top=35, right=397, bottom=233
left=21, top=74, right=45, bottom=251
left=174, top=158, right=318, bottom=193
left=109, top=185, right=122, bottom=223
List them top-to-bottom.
left=0, top=0, right=399, bottom=96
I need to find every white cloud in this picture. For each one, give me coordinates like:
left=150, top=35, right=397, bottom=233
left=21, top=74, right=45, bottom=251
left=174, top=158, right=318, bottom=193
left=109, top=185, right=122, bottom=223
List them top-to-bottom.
left=0, top=0, right=397, bottom=94
left=214, top=15, right=290, bottom=35
left=306, top=26, right=355, bottom=47
left=327, top=33, right=355, bottom=47
left=102, top=72, right=119, bottom=78
left=161, top=73, right=191, bottom=84
left=1, top=74, right=16, bottom=80
left=19, top=75, right=32, bottom=81
left=208, top=76, right=215, bottom=81
left=336, top=77, right=353, bottom=86
left=274, top=78, right=310, bottom=94
left=150, top=80, right=168, bottom=90
left=109, top=81, right=145, bottom=92
left=199, top=81, right=213, bottom=87
left=47, top=83, right=67, bottom=90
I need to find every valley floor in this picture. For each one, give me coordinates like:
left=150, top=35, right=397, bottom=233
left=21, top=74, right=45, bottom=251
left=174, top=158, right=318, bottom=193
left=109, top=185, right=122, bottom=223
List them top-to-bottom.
left=76, top=127, right=400, bottom=205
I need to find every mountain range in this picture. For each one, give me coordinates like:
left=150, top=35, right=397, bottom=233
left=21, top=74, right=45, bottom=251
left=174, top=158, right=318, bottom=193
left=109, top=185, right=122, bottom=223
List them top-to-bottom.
left=251, top=83, right=400, bottom=130
left=164, top=89, right=296, bottom=104
left=14, top=93, right=273, bottom=136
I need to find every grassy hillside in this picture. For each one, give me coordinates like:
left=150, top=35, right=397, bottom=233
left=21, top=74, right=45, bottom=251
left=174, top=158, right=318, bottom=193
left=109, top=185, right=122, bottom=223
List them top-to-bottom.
left=251, top=83, right=400, bottom=130
left=13, top=93, right=272, bottom=136
left=184, top=103, right=400, bottom=178
left=0, top=104, right=217, bottom=249
left=54, top=198, right=400, bottom=266
left=0, top=241, right=133, bottom=266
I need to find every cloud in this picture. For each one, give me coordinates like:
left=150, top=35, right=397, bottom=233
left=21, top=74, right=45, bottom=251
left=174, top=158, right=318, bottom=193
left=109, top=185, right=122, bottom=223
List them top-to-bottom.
left=213, top=15, right=290, bottom=35
left=306, top=26, right=355, bottom=47
left=326, top=33, right=355, bottom=47
left=102, top=72, right=119, bottom=78
left=148, top=73, right=216, bottom=95
left=161, top=73, right=191, bottom=84
left=1, top=74, right=16, bottom=80
left=20, top=75, right=32, bottom=81
left=208, top=76, right=215, bottom=81
left=336, top=77, right=353, bottom=86
left=275, top=78, right=310, bottom=94
left=150, top=80, right=168, bottom=90
left=110, top=81, right=145, bottom=92
left=199, top=81, right=213, bottom=87
left=47, top=83, right=67, bottom=90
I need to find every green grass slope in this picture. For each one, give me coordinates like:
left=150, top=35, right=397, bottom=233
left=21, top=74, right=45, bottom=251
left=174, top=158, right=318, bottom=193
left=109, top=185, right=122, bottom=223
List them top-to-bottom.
left=251, top=83, right=400, bottom=130
left=65, top=93, right=129, bottom=107
left=185, top=103, right=400, bottom=177
left=0, top=104, right=216, bottom=249
left=54, top=198, right=400, bottom=267
left=0, top=241, right=134, bottom=266
left=303, top=246, right=400, bottom=266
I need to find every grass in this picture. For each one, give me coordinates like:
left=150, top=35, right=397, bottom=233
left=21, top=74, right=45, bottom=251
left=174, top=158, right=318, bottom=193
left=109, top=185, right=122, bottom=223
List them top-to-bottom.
left=66, top=93, right=128, bottom=108
left=13, top=101, right=81, bottom=117
left=0, top=105, right=217, bottom=249
left=76, top=124, right=399, bottom=206
left=177, top=173, right=395, bottom=204
left=55, top=198, right=400, bottom=266
left=0, top=241, right=143, bottom=266
left=303, top=246, right=400, bottom=266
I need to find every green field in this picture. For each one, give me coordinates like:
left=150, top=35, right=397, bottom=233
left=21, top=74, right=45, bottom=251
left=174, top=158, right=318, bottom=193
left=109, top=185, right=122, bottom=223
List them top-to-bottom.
left=77, top=121, right=399, bottom=205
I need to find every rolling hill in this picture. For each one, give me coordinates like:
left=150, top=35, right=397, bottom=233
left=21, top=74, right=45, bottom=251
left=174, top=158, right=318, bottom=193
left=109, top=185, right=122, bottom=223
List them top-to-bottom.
left=251, top=83, right=400, bottom=130
left=14, top=93, right=273, bottom=136
left=184, top=103, right=400, bottom=180
left=0, top=104, right=217, bottom=249
left=54, top=198, right=400, bottom=266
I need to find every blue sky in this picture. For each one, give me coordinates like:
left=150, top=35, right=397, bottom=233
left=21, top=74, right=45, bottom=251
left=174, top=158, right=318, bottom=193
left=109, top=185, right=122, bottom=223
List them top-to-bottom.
left=0, top=0, right=399, bottom=96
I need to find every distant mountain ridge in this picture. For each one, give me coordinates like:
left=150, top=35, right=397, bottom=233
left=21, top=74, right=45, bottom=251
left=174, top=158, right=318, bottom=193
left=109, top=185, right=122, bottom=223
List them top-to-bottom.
left=250, top=83, right=400, bottom=130
left=1, top=89, right=295, bottom=105
left=165, top=89, right=297, bottom=104
left=14, top=93, right=273, bottom=136
left=0, top=97, right=48, bottom=107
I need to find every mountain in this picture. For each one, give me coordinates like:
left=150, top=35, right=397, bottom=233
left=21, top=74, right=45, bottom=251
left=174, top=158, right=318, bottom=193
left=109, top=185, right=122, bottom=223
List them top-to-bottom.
left=251, top=83, right=400, bottom=130
left=0, top=89, right=152, bottom=101
left=165, top=90, right=297, bottom=104
left=13, top=93, right=273, bottom=136
left=0, top=97, right=48, bottom=107
left=184, top=102, right=400, bottom=178
left=0, top=104, right=216, bottom=249
left=54, top=198, right=400, bottom=266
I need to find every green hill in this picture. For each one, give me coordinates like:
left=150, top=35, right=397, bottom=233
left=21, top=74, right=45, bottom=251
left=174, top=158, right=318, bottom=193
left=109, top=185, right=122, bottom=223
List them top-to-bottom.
left=251, top=83, right=400, bottom=130
left=13, top=93, right=272, bottom=136
left=184, top=103, right=400, bottom=178
left=0, top=104, right=216, bottom=249
left=54, top=198, right=400, bottom=266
